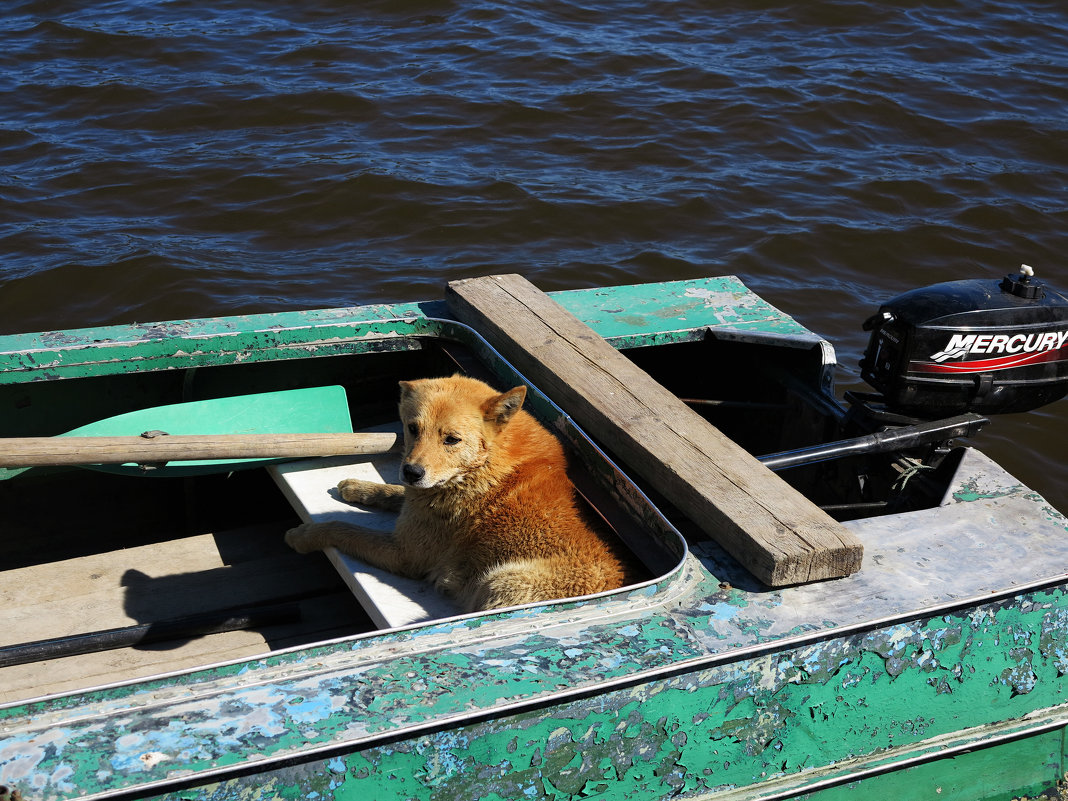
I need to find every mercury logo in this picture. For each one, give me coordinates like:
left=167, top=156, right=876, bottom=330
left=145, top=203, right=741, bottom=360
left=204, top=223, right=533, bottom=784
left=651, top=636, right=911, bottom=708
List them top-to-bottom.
left=918, top=330, right=1068, bottom=374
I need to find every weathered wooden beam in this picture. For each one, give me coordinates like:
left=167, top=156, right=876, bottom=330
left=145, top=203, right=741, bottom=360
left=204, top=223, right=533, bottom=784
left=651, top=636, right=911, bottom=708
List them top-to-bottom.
left=446, top=274, right=863, bottom=586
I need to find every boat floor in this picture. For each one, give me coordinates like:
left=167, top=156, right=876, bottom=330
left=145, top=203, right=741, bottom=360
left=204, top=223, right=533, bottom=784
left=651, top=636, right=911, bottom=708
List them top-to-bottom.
left=0, top=520, right=374, bottom=704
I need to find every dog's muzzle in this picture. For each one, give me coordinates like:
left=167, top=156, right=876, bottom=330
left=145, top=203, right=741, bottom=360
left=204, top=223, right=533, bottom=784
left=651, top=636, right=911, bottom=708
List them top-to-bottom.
left=402, top=463, right=426, bottom=485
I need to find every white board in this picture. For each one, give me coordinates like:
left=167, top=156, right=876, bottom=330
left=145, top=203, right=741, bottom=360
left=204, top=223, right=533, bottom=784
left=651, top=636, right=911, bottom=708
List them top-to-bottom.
left=268, top=427, right=459, bottom=629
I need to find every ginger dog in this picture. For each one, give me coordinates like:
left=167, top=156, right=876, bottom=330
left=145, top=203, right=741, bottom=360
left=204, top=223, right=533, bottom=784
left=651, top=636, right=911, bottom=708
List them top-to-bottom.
left=284, top=375, right=634, bottom=611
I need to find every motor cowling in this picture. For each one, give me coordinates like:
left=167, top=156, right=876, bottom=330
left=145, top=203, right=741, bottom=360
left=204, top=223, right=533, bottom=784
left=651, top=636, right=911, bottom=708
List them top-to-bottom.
left=860, top=266, right=1068, bottom=418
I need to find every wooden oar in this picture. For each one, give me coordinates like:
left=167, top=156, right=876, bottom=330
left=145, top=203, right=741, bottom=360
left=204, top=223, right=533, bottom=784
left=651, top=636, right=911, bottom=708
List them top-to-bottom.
left=0, top=385, right=389, bottom=479
left=0, top=431, right=400, bottom=469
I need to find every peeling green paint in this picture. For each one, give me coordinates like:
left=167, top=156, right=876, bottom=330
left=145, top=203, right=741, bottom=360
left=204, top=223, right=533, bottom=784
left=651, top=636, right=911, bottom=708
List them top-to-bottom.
left=2, top=278, right=1067, bottom=801
left=6, top=579, right=1066, bottom=800
left=120, top=591, right=1068, bottom=801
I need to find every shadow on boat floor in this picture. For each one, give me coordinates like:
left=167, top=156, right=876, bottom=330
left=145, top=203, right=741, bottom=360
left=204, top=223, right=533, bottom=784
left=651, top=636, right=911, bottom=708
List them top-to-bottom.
left=0, top=467, right=376, bottom=704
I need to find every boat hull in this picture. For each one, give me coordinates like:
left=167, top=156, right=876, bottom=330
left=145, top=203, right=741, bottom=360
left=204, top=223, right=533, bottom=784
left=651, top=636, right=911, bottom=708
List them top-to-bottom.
left=1, top=277, right=1065, bottom=800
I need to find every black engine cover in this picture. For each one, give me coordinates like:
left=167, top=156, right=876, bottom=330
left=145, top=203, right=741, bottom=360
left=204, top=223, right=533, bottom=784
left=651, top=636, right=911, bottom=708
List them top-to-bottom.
left=860, top=270, right=1068, bottom=417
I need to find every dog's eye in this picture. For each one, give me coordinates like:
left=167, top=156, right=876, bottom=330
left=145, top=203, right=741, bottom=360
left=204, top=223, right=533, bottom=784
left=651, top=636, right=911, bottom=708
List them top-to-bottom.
left=407, top=423, right=419, bottom=436
left=443, top=434, right=462, bottom=446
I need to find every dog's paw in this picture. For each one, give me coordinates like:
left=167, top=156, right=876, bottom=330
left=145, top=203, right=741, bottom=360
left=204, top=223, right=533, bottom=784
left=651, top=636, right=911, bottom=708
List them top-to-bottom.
left=337, top=478, right=380, bottom=505
left=284, top=523, right=323, bottom=554
left=427, top=565, right=461, bottom=597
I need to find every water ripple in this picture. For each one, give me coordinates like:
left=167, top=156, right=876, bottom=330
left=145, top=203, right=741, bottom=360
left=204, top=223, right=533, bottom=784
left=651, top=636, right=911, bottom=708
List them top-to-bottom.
left=1, top=0, right=1067, bottom=505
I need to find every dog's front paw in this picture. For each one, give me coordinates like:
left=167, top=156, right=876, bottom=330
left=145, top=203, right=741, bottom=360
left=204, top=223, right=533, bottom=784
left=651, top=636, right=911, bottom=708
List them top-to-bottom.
left=338, top=478, right=379, bottom=505
left=285, top=523, right=324, bottom=554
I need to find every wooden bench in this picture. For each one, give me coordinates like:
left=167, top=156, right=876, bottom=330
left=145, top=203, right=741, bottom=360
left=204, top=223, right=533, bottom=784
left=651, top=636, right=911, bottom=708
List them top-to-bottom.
left=447, top=274, right=863, bottom=587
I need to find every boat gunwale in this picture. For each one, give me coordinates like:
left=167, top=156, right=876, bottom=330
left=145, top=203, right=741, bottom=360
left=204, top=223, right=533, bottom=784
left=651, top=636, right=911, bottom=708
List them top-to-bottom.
left=0, top=276, right=819, bottom=383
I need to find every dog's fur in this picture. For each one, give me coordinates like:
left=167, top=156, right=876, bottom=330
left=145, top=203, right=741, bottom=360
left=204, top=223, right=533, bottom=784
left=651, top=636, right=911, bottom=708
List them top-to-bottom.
left=284, top=375, right=634, bottom=611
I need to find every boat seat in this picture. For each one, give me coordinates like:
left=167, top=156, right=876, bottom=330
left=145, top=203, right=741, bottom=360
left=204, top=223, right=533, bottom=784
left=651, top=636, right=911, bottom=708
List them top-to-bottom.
left=268, top=424, right=460, bottom=629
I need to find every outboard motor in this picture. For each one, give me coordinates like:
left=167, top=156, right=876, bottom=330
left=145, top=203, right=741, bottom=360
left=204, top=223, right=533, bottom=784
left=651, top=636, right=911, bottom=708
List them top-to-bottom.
left=859, top=265, right=1068, bottom=419
left=761, top=266, right=1066, bottom=517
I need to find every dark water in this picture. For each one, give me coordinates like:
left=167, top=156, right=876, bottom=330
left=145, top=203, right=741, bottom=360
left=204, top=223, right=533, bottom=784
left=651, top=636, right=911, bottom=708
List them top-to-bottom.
left=2, top=0, right=1067, bottom=512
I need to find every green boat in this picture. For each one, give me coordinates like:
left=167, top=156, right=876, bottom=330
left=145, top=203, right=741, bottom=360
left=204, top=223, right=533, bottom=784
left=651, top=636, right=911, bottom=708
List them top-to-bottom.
left=1, top=274, right=1066, bottom=801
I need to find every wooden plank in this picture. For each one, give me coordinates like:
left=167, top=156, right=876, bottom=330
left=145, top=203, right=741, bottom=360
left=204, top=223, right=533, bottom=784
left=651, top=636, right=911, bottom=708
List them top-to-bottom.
left=446, top=274, right=863, bottom=586
left=269, top=424, right=461, bottom=629
left=0, top=523, right=369, bottom=704
left=1, top=536, right=341, bottom=646
left=0, top=593, right=365, bottom=704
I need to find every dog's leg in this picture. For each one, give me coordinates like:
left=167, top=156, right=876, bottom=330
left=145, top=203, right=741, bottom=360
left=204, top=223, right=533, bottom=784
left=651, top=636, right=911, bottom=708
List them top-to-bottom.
left=337, top=478, right=405, bottom=513
left=285, top=521, right=423, bottom=578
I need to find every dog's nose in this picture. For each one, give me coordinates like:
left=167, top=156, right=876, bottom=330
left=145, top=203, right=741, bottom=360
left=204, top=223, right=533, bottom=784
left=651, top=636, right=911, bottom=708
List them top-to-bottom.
left=402, top=463, right=425, bottom=484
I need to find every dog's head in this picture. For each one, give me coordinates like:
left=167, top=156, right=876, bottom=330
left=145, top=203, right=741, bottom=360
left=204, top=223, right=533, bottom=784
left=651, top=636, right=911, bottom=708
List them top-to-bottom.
left=396, top=376, right=527, bottom=489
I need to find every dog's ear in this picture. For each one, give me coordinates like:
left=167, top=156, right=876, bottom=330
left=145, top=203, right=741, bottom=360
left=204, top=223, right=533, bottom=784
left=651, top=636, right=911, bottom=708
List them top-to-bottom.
left=398, top=380, right=417, bottom=400
left=482, top=385, right=527, bottom=429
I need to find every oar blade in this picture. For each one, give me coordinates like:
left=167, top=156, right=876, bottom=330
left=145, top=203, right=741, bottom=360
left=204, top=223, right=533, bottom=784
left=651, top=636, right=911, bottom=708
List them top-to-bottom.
left=58, top=386, right=352, bottom=477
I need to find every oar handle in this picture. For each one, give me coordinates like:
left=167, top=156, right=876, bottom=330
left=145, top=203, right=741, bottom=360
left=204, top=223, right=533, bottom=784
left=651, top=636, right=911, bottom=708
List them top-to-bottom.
left=0, top=432, right=401, bottom=468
